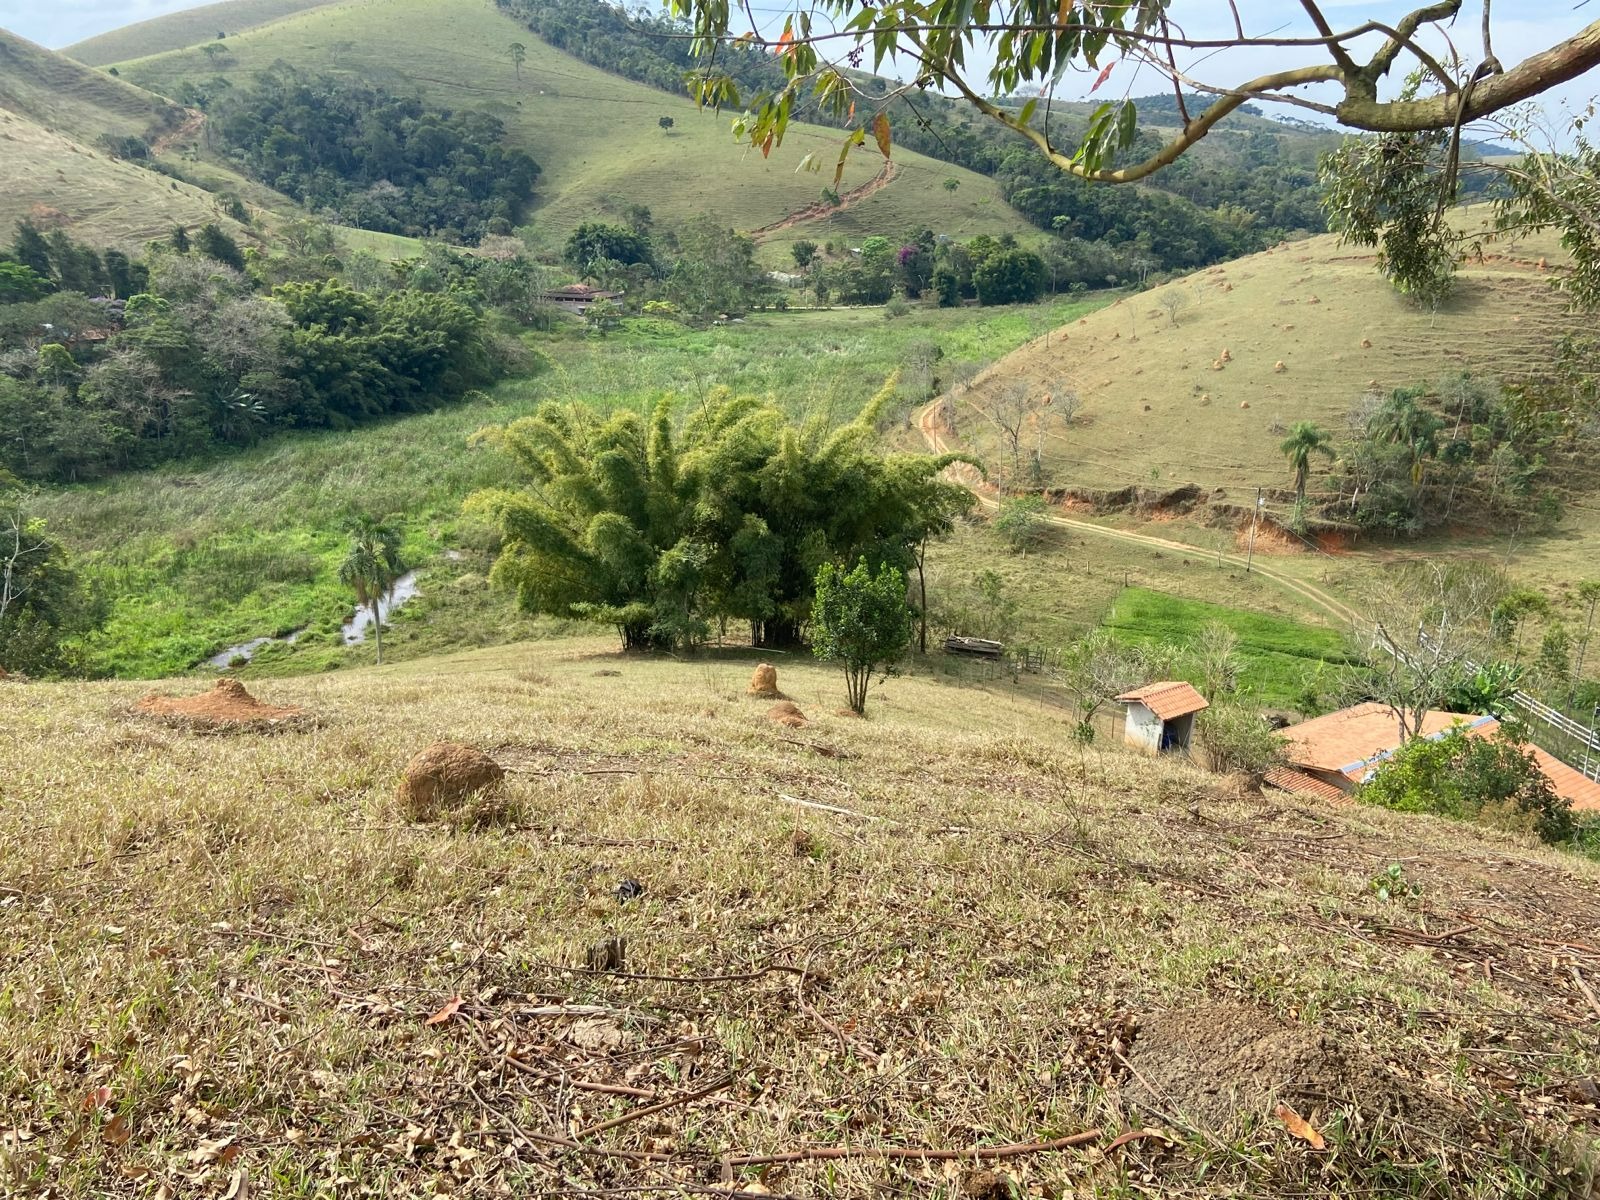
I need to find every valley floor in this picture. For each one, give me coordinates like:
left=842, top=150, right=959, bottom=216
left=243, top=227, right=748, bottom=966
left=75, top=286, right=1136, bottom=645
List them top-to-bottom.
left=3, top=642, right=1598, bottom=1196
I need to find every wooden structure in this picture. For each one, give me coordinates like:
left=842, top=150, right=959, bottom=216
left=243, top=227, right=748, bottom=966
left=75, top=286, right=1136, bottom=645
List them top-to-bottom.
left=542, top=283, right=622, bottom=315
left=943, top=636, right=1004, bottom=660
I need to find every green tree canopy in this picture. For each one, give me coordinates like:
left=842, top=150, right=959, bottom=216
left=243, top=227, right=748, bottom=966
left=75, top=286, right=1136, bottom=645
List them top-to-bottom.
left=564, top=223, right=654, bottom=274
left=467, top=374, right=971, bottom=651
left=1279, top=421, right=1335, bottom=500
left=0, top=492, right=97, bottom=675
left=338, top=517, right=407, bottom=665
left=812, top=557, right=914, bottom=715
left=1361, top=725, right=1572, bottom=845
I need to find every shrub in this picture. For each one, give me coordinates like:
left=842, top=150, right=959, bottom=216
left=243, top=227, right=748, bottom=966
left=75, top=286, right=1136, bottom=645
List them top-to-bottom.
left=884, top=295, right=910, bottom=319
left=993, top=495, right=1046, bottom=553
left=812, top=558, right=913, bottom=715
left=1196, top=703, right=1286, bottom=784
left=1359, top=726, right=1573, bottom=845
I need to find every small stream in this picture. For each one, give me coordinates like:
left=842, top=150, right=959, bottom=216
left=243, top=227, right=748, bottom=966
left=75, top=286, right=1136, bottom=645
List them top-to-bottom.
left=204, top=569, right=424, bottom=668
left=342, top=571, right=421, bottom=644
left=207, top=630, right=302, bottom=670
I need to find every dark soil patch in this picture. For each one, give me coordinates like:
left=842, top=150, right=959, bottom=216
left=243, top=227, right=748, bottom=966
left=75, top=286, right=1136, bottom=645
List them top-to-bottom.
left=1123, top=1002, right=1347, bottom=1129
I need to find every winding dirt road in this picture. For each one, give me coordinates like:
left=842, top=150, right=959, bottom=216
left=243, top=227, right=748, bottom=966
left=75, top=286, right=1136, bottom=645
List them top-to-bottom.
left=750, top=161, right=899, bottom=242
left=916, top=396, right=1363, bottom=627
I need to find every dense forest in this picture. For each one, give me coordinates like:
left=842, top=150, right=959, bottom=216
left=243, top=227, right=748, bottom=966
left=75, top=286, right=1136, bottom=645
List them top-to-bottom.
left=209, top=67, right=541, bottom=244
left=0, top=222, right=507, bottom=483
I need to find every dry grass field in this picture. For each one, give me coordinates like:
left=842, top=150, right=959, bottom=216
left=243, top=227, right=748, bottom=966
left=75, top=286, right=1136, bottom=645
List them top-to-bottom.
left=0, top=28, right=256, bottom=247
left=0, top=109, right=246, bottom=248
left=952, top=220, right=1575, bottom=499
left=4, top=642, right=1599, bottom=1197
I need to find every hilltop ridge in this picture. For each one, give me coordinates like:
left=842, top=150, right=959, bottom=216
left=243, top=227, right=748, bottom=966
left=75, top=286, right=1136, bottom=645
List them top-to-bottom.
left=62, top=0, right=337, bottom=65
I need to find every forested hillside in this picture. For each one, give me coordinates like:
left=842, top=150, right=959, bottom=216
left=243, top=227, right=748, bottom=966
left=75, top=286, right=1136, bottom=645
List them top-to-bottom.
left=105, top=0, right=1032, bottom=255
left=498, top=0, right=1329, bottom=274
left=209, top=67, right=541, bottom=244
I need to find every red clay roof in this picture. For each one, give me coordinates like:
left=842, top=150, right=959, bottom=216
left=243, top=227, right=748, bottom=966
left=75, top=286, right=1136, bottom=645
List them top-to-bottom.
left=1115, top=681, right=1208, bottom=721
left=1281, top=702, right=1495, bottom=779
left=1282, top=702, right=1600, bottom=813
left=1525, top=745, right=1600, bottom=813
left=1264, top=766, right=1351, bottom=804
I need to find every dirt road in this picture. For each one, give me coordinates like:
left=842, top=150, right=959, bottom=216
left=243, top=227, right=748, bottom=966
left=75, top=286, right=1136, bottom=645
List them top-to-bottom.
left=750, top=161, right=899, bottom=242
left=916, top=396, right=1363, bottom=627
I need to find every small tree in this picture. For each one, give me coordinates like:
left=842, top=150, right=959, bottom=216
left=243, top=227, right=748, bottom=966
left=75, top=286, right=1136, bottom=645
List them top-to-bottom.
left=506, top=42, right=527, bottom=79
left=658, top=115, right=675, bottom=133
left=196, top=223, right=245, bottom=271
left=790, top=239, right=818, bottom=270
left=1157, top=289, right=1188, bottom=328
left=1280, top=421, right=1335, bottom=502
left=993, top=495, right=1046, bottom=554
left=338, top=517, right=407, bottom=665
left=812, top=558, right=913, bottom=715
left=1363, top=560, right=1506, bottom=742
left=1570, top=579, right=1600, bottom=705
left=1193, top=620, right=1241, bottom=700
left=1060, top=629, right=1175, bottom=743
left=1196, top=703, right=1286, bottom=785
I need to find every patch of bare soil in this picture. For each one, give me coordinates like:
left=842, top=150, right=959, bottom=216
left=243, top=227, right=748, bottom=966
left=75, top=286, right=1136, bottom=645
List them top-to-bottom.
left=133, top=678, right=310, bottom=733
left=1121, top=1000, right=1585, bottom=1188
left=1124, top=1002, right=1353, bottom=1129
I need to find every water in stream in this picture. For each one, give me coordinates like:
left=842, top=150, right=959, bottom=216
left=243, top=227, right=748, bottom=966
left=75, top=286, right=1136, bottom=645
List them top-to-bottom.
left=341, top=571, right=421, bottom=644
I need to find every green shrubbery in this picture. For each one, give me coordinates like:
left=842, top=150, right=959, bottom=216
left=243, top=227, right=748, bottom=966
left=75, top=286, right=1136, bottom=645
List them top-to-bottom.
left=0, top=224, right=501, bottom=483
left=467, top=374, right=972, bottom=651
left=1360, top=725, right=1574, bottom=845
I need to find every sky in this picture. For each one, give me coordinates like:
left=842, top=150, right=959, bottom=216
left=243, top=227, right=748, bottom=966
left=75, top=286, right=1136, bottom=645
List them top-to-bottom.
left=8, top=0, right=1597, bottom=135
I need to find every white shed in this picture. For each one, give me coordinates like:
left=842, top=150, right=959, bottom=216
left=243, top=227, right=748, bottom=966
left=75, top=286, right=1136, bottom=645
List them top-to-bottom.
left=1114, top=681, right=1209, bottom=754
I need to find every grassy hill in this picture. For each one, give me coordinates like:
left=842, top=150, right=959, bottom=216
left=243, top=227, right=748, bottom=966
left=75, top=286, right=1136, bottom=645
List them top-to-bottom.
left=62, top=0, right=338, bottom=66
left=107, top=0, right=1032, bottom=255
left=0, top=27, right=182, bottom=143
left=0, top=29, right=252, bottom=246
left=947, top=220, right=1575, bottom=498
left=5, top=639, right=1599, bottom=1196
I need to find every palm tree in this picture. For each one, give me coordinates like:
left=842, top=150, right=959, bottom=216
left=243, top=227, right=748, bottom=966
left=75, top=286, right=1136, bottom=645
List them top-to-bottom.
left=1279, top=421, right=1335, bottom=501
left=338, top=518, right=406, bottom=665
left=1572, top=579, right=1600, bottom=706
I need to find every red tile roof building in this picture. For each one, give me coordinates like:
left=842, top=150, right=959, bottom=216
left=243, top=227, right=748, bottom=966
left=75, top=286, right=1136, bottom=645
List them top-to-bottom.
left=1267, top=701, right=1600, bottom=812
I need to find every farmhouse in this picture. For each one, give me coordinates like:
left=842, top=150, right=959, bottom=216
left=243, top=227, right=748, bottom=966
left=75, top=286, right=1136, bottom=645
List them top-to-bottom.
left=542, top=283, right=622, bottom=315
left=1115, top=681, right=1208, bottom=753
left=1266, top=702, right=1600, bottom=812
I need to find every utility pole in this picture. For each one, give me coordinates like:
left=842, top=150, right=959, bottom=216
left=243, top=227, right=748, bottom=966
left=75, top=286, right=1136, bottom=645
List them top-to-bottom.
left=1245, top=488, right=1263, bottom=574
